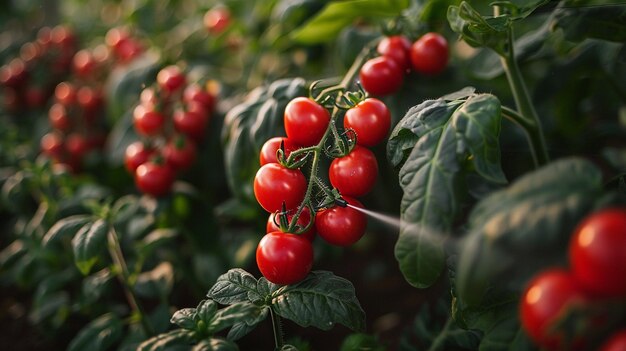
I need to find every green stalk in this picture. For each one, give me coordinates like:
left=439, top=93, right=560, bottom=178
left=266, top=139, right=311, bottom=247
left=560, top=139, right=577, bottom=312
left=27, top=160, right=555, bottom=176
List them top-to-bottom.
left=499, top=19, right=549, bottom=167
left=107, top=226, right=155, bottom=336
left=269, top=308, right=284, bottom=350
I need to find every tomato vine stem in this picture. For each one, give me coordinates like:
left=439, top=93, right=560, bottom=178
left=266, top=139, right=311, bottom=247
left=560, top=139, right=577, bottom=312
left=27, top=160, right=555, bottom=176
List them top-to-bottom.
left=497, top=8, right=550, bottom=167
left=107, top=226, right=155, bottom=336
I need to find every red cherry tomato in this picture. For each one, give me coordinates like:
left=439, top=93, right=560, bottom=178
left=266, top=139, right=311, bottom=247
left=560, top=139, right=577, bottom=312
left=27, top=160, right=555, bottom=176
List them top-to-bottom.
left=204, top=7, right=231, bottom=35
left=410, top=32, right=449, bottom=76
left=377, top=35, right=412, bottom=71
left=73, top=49, right=96, bottom=77
left=359, top=56, right=404, bottom=96
left=157, top=65, right=186, bottom=95
left=54, top=82, right=76, bottom=106
left=183, top=83, right=215, bottom=111
left=77, top=86, right=102, bottom=114
left=140, top=87, right=159, bottom=109
left=284, top=97, right=330, bottom=146
left=343, top=98, right=391, bottom=147
left=49, top=103, right=71, bottom=131
left=173, top=103, right=209, bottom=142
left=133, top=104, right=165, bottom=136
left=41, top=133, right=65, bottom=159
left=65, top=133, right=90, bottom=160
left=163, top=136, right=197, bottom=171
left=259, top=137, right=297, bottom=166
left=124, top=141, right=156, bottom=173
left=329, top=146, right=378, bottom=197
left=135, top=161, right=175, bottom=197
left=254, top=163, right=307, bottom=213
left=315, top=196, right=367, bottom=246
left=267, top=206, right=316, bottom=242
left=569, top=208, right=626, bottom=297
left=256, top=231, right=313, bottom=285
left=520, top=269, right=588, bottom=350
left=599, top=329, right=626, bottom=351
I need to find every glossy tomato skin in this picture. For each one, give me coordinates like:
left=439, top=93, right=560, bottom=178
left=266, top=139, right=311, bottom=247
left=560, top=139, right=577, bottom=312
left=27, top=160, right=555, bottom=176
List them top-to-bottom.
left=204, top=7, right=231, bottom=35
left=410, top=32, right=449, bottom=76
left=377, top=35, right=412, bottom=71
left=359, top=56, right=404, bottom=96
left=157, top=65, right=186, bottom=94
left=183, top=83, right=215, bottom=111
left=284, top=97, right=330, bottom=146
left=343, top=98, right=391, bottom=147
left=49, top=103, right=71, bottom=131
left=173, top=103, right=209, bottom=142
left=133, top=104, right=165, bottom=136
left=41, top=132, right=65, bottom=159
left=163, top=136, right=197, bottom=171
left=259, top=137, right=297, bottom=166
left=124, top=141, right=155, bottom=173
left=329, top=146, right=378, bottom=197
left=135, top=162, right=175, bottom=197
left=254, top=163, right=307, bottom=213
left=316, top=196, right=367, bottom=246
left=267, top=206, right=316, bottom=242
left=569, top=208, right=626, bottom=297
left=256, top=231, right=313, bottom=285
left=520, top=269, right=588, bottom=350
left=599, top=329, right=626, bottom=351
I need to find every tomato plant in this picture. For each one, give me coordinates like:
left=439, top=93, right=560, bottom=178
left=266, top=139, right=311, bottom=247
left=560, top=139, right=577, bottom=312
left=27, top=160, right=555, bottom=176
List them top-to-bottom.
left=2, top=1, right=626, bottom=350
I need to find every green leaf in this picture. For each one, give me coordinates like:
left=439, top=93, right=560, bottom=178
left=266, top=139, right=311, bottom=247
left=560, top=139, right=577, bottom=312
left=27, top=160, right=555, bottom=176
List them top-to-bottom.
left=291, top=0, right=410, bottom=44
left=553, top=2, right=626, bottom=43
left=222, top=78, right=306, bottom=202
left=387, top=93, right=504, bottom=288
left=456, top=157, right=603, bottom=306
left=111, top=195, right=142, bottom=224
left=42, top=215, right=95, bottom=247
left=72, top=219, right=108, bottom=275
left=138, top=228, right=178, bottom=256
left=134, top=262, right=175, bottom=299
left=81, top=268, right=113, bottom=305
left=207, top=268, right=259, bottom=305
left=269, top=271, right=365, bottom=332
left=196, top=299, right=219, bottom=326
left=207, top=302, right=266, bottom=334
left=226, top=307, right=269, bottom=341
left=171, top=308, right=200, bottom=330
left=67, top=313, right=123, bottom=351
left=137, top=329, right=196, bottom=351
left=192, top=338, right=239, bottom=351
left=279, top=345, right=299, bottom=351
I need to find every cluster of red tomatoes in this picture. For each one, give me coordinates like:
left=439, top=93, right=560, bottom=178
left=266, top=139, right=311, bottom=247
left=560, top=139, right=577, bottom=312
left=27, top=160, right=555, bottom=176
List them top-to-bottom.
left=0, top=25, right=77, bottom=112
left=40, top=27, right=145, bottom=172
left=360, top=32, right=449, bottom=96
left=124, top=65, right=216, bottom=197
left=253, top=94, right=391, bottom=285
left=520, top=208, right=626, bottom=351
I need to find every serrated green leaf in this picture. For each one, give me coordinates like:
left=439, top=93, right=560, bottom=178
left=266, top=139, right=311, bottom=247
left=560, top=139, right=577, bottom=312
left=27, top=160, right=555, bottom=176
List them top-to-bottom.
left=290, top=0, right=410, bottom=44
left=388, top=93, right=504, bottom=288
left=456, top=158, right=603, bottom=306
left=42, top=215, right=95, bottom=247
left=72, top=219, right=108, bottom=275
left=207, top=269, right=259, bottom=305
left=270, top=271, right=365, bottom=332
left=196, top=299, right=219, bottom=326
left=207, top=302, right=266, bottom=334
left=227, top=307, right=269, bottom=341
left=171, top=308, right=199, bottom=330
left=67, top=313, right=123, bottom=351
left=137, top=329, right=196, bottom=351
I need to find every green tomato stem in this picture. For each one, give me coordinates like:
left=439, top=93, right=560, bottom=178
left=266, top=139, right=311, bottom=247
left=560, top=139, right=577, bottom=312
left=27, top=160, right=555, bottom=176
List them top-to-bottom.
left=499, top=24, right=549, bottom=167
left=107, top=226, right=155, bottom=336
left=269, top=308, right=284, bottom=350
